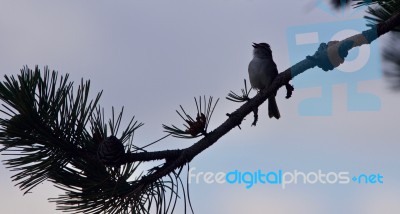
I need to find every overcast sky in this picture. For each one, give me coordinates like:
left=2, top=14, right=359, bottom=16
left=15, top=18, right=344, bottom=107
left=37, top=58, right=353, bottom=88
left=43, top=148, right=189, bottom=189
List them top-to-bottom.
left=1, top=0, right=400, bottom=213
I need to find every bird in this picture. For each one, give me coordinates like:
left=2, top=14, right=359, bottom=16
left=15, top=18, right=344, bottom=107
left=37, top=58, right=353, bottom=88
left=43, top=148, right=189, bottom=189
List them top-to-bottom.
left=248, top=42, right=280, bottom=119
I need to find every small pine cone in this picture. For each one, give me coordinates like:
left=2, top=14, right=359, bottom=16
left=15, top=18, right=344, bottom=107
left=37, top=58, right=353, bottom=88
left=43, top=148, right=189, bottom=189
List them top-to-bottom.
left=97, top=135, right=125, bottom=166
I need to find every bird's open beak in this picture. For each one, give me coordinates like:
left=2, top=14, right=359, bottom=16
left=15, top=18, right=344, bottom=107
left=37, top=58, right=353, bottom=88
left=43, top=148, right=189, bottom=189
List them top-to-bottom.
left=252, top=43, right=258, bottom=48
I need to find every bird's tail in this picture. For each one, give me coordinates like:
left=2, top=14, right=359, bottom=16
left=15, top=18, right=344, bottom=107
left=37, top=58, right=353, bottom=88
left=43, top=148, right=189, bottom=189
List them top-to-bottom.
left=268, top=96, right=280, bottom=119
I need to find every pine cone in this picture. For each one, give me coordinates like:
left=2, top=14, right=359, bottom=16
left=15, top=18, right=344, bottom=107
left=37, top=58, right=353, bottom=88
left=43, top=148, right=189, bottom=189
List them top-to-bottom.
left=185, top=113, right=207, bottom=136
left=97, top=135, right=125, bottom=166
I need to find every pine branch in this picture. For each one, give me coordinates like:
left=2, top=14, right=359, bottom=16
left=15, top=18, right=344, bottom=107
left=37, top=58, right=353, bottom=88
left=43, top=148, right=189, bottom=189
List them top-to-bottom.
left=353, top=1, right=400, bottom=89
left=1, top=10, right=400, bottom=214
left=120, top=10, right=400, bottom=195
left=0, top=67, right=148, bottom=213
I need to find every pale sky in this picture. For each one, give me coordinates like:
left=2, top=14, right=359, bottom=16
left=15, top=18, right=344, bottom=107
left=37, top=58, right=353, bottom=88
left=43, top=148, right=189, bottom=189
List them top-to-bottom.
left=1, top=0, right=400, bottom=213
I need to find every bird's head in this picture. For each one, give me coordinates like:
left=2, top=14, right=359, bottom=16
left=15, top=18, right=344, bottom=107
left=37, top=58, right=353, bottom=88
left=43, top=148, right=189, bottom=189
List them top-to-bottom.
left=252, top=42, right=273, bottom=59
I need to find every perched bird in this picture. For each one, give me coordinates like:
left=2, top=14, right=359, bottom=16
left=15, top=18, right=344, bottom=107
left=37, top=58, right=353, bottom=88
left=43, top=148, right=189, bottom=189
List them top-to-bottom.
left=248, top=42, right=280, bottom=119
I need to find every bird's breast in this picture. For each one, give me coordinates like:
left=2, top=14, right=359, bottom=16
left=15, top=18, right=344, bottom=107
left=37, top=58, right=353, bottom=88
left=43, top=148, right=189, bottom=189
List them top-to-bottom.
left=248, top=58, right=267, bottom=90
